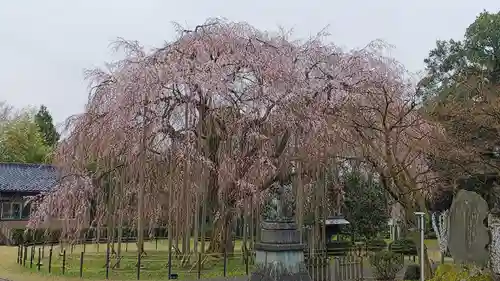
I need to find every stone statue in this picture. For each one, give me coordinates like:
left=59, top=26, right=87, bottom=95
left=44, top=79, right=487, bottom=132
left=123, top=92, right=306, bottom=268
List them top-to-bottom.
left=252, top=183, right=310, bottom=281
left=262, top=183, right=295, bottom=222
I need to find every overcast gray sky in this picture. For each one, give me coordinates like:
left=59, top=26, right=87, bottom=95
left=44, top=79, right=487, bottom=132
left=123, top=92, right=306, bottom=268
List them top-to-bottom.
left=0, top=0, right=498, bottom=126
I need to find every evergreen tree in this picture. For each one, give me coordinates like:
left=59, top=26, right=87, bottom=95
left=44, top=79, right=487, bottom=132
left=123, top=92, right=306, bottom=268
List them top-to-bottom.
left=35, top=105, right=60, bottom=147
left=343, top=171, right=390, bottom=240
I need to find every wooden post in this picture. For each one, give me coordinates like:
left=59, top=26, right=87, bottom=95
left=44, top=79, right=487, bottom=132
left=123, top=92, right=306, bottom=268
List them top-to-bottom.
left=167, top=237, right=172, bottom=279
left=23, top=245, right=27, bottom=266
left=30, top=245, right=34, bottom=268
left=37, top=247, right=41, bottom=271
left=105, top=247, right=110, bottom=279
left=48, top=248, right=52, bottom=273
left=245, top=248, right=249, bottom=275
left=62, top=249, right=66, bottom=275
left=136, top=249, right=141, bottom=280
left=223, top=249, right=227, bottom=277
left=80, top=252, right=84, bottom=278
left=197, top=252, right=201, bottom=279
left=360, top=256, right=364, bottom=280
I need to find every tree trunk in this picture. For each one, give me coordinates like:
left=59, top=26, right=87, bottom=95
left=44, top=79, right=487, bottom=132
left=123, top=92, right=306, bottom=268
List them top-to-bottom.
left=137, top=93, right=147, bottom=256
left=379, top=172, right=433, bottom=278
left=249, top=198, right=255, bottom=251
left=193, top=204, right=200, bottom=254
left=208, top=211, right=234, bottom=254
left=116, top=215, right=123, bottom=268
left=96, top=225, right=101, bottom=252
left=174, top=226, right=179, bottom=252
left=181, top=231, right=187, bottom=254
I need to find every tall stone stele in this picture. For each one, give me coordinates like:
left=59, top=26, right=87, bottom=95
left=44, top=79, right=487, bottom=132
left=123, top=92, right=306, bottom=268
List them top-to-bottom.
left=455, top=174, right=500, bottom=280
left=250, top=184, right=311, bottom=281
left=448, top=190, right=489, bottom=267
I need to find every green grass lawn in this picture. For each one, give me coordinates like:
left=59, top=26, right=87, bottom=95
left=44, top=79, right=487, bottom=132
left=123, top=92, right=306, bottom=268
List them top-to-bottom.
left=0, top=238, right=446, bottom=281
left=2, top=239, right=251, bottom=281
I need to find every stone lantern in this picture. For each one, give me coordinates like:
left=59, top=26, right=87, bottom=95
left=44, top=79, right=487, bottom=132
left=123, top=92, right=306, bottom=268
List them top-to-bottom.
left=325, top=215, right=350, bottom=242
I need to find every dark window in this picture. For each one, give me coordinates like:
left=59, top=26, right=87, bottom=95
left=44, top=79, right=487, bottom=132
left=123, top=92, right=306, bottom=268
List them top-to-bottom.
left=1, top=201, right=28, bottom=220
left=1, top=202, right=11, bottom=219
left=12, top=203, right=21, bottom=219
left=22, top=203, right=31, bottom=219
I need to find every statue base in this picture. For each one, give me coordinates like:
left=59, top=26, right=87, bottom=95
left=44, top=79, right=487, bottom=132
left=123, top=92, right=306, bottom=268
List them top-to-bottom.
left=250, top=221, right=311, bottom=281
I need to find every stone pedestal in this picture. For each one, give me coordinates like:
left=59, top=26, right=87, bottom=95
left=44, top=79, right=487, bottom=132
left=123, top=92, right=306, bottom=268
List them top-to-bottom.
left=250, top=221, right=311, bottom=281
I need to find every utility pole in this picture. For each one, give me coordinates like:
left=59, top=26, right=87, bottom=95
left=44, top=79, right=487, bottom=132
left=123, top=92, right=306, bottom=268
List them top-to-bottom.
left=414, top=212, right=425, bottom=281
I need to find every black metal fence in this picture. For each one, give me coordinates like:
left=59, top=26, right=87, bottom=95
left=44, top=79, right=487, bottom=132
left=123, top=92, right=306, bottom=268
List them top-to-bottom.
left=16, top=239, right=254, bottom=280
left=17, top=239, right=424, bottom=281
left=305, top=251, right=364, bottom=281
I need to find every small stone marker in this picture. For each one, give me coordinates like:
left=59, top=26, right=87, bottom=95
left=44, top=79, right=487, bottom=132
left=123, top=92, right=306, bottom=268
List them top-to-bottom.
left=448, top=189, right=489, bottom=266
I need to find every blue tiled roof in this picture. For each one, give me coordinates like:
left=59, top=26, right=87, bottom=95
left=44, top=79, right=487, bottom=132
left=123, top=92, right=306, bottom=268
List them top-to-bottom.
left=0, top=163, right=58, bottom=193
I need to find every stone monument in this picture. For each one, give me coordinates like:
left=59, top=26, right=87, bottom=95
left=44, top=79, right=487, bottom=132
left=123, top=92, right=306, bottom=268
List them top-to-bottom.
left=488, top=181, right=500, bottom=281
left=250, top=184, right=311, bottom=281
left=448, top=189, right=489, bottom=267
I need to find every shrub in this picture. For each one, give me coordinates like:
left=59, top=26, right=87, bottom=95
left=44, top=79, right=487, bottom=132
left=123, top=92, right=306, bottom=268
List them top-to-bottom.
left=9, top=227, right=172, bottom=245
left=10, top=229, right=60, bottom=245
left=389, top=238, right=417, bottom=256
left=366, top=239, right=387, bottom=252
left=327, top=241, right=353, bottom=256
left=369, top=250, right=404, bottom=281
left=403, top=264, right=420, bottom=281
left=429, top=264, right=492, bottom=281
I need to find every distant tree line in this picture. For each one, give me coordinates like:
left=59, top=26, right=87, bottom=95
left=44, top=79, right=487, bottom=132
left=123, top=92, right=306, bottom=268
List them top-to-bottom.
left=0, top=101, right=59, bottom=163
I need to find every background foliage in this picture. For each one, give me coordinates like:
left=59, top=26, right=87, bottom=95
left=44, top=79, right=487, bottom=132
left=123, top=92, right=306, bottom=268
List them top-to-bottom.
left=0, top=102, right=58, bottom=163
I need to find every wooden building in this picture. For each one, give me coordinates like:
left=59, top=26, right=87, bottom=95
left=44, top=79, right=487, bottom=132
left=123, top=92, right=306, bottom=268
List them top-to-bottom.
left=0, top=163, right=57, bottom=244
